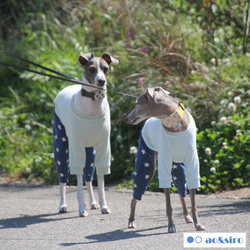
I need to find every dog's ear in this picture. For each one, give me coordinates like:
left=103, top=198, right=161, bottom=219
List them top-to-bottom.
left=79, top=53, right=94, bottom=65
left=102, top=53, right=119, bottom=64
left=146, top=88, right=154, bottom=99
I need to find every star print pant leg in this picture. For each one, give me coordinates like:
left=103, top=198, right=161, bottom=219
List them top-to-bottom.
left=53, top=109, right=69, bottom=183
left=133, top=134, right=155, bottom=201
left=84, top=147, right=96, bottom=182
left=172, top=162, right=187, bottom=197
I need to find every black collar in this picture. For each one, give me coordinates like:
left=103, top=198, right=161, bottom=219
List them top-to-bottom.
left=81, top=88, right=95, bottom=100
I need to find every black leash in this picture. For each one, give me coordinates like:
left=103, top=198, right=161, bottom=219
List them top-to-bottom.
left=0, top=51, right=138, bottom=98
left=0, top=51, right=104, bottom=90
left=2, top=52, right=77, bottom=81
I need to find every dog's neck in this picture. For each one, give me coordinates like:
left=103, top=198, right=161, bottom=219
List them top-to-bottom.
left=73, top=75, right=108, bottom=116
left=160, top=103, right=184, bottom=129
left=161, top=103, right=189, bottom=133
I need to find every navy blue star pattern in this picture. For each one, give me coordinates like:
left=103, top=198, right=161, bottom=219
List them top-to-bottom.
left=132, top=133, right=187, bottom=200
left=132, top=133, right=155, bottom=201
left=172, top=162, right=187, bottom=197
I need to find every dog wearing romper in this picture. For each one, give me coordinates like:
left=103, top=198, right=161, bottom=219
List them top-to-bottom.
left=53, top=53, right=118, bottom=216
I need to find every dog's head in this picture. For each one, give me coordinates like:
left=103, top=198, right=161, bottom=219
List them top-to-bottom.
left=79, top=53, right=119, bottom=90
left=124, top=87, right=178, bottom=125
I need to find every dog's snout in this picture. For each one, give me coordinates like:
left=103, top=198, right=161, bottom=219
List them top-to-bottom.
left=98, top=79, right=106, bottom=86
left=124, top=117, right=128, bottom=123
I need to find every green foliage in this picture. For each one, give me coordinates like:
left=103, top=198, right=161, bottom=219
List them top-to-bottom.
left=0, top=0, right=249, bottom=193
left=197, top=79, right=250, bottom=192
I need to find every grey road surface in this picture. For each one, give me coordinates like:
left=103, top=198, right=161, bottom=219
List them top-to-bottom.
left=0, top=184, right=249, bottom=250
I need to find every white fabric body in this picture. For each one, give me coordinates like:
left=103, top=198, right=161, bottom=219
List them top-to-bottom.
left=54, top=85, right=111, bottom=175
left=141, top=111, right=200, bottom=189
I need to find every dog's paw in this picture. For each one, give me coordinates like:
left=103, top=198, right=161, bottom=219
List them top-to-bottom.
left=91, top=202, right=100, bottom=210
left=59, top=205, right=67, bottom=213
left=101, top=206, right=111, bottom=214
left=79, top=210, right=88, bottom=217
left=185, top=215, right=193, bottom=224
left=128, top=220, right=136, bottom=228
left=195, top=224, right=206, bottom=231
left=168, top=225, right=176, bottom=233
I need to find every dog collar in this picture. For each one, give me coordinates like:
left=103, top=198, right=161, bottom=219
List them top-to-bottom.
left=81, top=88, right=106, bottom=101
left=160, top=103, right=185, bottom=130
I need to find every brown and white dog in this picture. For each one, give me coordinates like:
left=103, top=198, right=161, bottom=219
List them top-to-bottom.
left=53, top=53, right=118, bottom=217
left=124, top=87, right=205, bottom=232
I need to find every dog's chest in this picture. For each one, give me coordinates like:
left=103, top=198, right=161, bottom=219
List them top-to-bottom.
left=73, top=91, right=108, bottom=116
left=143, top=117, right=196, bottom=162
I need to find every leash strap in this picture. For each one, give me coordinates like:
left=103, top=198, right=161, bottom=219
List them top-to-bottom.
left=0, top=51, right=138, bottom=98
left=0, top=51, right=104, bottom=90
left=1, top=51, right=76, bottom=80
left=0, top=60, right=87, bottom=85
left=109, top=90, right=138, bottom=98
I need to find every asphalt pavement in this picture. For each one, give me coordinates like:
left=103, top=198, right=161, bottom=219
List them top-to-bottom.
left=0, top=184, right=249, bottom=250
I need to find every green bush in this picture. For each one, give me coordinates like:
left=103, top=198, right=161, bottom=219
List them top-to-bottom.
left=197, top=79, right=250, bottom=192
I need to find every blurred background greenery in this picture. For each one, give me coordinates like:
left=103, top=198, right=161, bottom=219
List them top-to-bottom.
left=0, top=0, right=249, bottom=193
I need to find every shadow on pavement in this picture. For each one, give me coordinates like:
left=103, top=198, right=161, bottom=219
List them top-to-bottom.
left=198, top=199, right=250, bottom=217
left=0, top=212, right=76, bottom=229
left=60, top=226, right=168, bottom=247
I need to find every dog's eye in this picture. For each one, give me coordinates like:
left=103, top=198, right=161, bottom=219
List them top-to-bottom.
left=89, top=66, right=96, bottom=74
left=103, top=66, right=108, bottom=75
left=154, top=87, right=160, bottom=91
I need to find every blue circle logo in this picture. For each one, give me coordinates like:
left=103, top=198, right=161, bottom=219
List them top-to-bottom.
left=187, top=236, right=194, bottom=243
left=195, top=236, right=202, bottom=243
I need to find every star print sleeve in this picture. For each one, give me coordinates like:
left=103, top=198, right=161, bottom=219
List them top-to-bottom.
left=53, top=109, right=69, bottom=183
left=132, top=133, right=155, bottom=201
left=83, top=147, right=96, bottom=182
left=172, top=162, right=187, bottom=197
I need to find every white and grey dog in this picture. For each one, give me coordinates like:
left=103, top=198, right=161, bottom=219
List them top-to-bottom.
left=53, top=53, right=118, bottom=217
left=124, top=87, right=205, bottom=232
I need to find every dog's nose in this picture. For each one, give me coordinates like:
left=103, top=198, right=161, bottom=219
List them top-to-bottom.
left=98, top=79, right=105, bottom=86
left=124, top=117, right=128, bottom=123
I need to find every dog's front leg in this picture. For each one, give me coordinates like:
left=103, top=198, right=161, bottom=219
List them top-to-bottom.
left=77, top=174, right=88, bottom=217
left=97, top=174, right=111, bottom=214
left=85, top=181, right=100, bottom=210
left=59, top=182, right=67, bottom=213
left=164, top=188, right=176, bottom=233
left=189, top=189, right=205, bottom=231
left=128, top=198, right=137, bottom=228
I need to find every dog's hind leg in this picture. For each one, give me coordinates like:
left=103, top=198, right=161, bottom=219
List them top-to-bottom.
left=172, top=162, right=193, bottom=224
left=77, top=174, right=88, bottom=217
left=97, top=174, right=111, bottom=214
left=164, top=188, right=176, bottom=233
left=189, top=189, right=205, bottom=231
left=180, top=196, right=193, bottom=223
